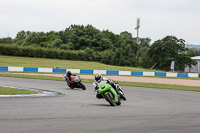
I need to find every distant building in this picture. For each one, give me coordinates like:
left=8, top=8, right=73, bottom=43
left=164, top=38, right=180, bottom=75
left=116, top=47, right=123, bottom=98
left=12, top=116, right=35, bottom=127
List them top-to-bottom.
left=185, top=56, right=200, bottom=73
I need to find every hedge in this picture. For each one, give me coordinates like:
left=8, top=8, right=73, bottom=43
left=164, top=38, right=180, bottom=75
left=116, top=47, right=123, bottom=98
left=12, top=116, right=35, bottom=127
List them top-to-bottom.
left=0, top=44, right=98, bottom=61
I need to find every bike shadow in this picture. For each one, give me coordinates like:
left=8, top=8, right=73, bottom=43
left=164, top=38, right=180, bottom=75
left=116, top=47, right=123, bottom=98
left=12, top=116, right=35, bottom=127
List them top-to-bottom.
left=65, top=88, right=85, bottom=91
left=90, top=103, right=114, bottom=107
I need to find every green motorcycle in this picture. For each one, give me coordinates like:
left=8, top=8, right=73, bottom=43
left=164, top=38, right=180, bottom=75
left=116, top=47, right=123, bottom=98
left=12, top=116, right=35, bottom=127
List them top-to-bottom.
left=97, top=81, right=121, bottom=106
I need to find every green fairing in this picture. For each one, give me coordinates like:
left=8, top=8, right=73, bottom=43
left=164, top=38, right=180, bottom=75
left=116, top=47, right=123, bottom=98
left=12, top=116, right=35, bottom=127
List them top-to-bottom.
left=98, top=81, right=118, bottom=103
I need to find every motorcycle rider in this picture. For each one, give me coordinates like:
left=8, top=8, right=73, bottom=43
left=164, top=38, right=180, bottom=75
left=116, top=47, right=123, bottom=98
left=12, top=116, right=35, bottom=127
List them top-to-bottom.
left=65, top=71, right=77, bottom=89
left=66, top=71, right=76, bottom=81
left=93, top=73, right=122, bottom=99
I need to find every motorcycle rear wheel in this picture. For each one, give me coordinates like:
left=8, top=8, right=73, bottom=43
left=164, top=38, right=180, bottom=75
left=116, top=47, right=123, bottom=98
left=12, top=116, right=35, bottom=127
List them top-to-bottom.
left=119, top=90, right=126, bottom=101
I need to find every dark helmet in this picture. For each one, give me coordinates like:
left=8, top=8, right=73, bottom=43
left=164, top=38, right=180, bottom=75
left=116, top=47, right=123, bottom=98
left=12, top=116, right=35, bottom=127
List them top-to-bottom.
left=67, top=71, right=72, bottom=75
left=95, top=73, right=102, bottom=83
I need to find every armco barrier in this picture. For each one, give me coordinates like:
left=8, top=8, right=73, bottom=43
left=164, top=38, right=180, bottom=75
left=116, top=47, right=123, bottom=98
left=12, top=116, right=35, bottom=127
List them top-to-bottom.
left=0, top=66, right=199, bottom=78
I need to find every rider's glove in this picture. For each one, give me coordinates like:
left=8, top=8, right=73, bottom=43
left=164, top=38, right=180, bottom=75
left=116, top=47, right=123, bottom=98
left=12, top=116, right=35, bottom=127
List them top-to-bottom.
left=107, top=80, right=111, bottom=84
left=94, top=86, right=99, bottom=92
left=95, top=86, right=98, bottom=90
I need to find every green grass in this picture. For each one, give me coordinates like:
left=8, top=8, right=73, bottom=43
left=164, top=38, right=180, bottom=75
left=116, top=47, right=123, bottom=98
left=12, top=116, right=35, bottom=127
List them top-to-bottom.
left=0, top=55, right=162, bottom=72
left=0, top=73, right=62, bottom=81
left=117, top=81, right=200, bottom=91
left=0, top=86, right=38, bottom=95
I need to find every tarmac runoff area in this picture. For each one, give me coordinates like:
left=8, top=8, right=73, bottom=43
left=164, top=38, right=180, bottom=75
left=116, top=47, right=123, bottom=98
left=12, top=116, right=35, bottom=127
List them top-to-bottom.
left=1, top=72, right=200, bottom=87
left=0, top=84, right=64, bottom=98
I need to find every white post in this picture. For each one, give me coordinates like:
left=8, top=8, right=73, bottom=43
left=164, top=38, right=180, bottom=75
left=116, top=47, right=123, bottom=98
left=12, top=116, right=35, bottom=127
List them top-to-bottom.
left=135, top=18, right=140, bottom=44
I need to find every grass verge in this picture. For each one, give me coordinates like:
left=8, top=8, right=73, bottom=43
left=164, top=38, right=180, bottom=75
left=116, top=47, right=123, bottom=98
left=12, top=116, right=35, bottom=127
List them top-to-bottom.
left=0, top=86, right=38, bottom=95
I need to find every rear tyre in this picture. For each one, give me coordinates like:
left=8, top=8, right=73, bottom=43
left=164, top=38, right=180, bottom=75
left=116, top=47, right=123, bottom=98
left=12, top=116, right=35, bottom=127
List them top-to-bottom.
left=79, top=83, right=86, bottom=90
left=118, top=90, right=126, bottom=101
left=104, top=93, right=116, bottom=106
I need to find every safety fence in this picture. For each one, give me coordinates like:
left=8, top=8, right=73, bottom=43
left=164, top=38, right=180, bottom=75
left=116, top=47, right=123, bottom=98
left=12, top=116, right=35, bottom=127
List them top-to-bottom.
left=0, top=66, right=199, bottom=78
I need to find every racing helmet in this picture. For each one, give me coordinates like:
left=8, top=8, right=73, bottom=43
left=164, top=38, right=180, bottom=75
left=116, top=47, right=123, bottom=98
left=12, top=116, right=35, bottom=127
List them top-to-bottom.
left=67, top=71, right=72, bottom=75
left=95, top=73, right=102, bottom=83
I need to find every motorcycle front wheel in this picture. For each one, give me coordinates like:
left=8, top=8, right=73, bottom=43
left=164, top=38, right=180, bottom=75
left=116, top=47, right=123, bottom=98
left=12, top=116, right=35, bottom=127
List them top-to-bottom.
left=104, top=92, right=116, bottom=106
left=116, top=97, right=121, bottom=105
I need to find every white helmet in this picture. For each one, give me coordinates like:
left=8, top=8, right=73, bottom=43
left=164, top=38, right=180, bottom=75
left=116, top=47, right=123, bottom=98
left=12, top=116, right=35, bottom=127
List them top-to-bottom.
left=95, top=73, right=102, bottom=83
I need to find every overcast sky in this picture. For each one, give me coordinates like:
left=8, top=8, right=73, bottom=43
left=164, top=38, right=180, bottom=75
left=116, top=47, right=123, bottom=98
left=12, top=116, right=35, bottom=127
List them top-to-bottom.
left=1, top=0, right=200, bottom=45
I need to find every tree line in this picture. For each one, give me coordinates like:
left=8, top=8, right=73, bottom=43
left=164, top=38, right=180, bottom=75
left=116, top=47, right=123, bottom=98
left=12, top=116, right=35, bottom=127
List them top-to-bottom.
left=0, top=24, right=198, bottom=71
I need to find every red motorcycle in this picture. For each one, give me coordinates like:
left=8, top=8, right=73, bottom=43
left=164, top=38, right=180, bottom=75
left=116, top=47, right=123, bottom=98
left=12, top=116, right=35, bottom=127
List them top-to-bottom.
left=63, top=75, right=86, bottom=90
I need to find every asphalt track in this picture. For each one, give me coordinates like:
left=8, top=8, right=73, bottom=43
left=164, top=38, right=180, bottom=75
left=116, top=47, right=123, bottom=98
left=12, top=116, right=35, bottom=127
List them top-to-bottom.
left=1, top=77, right=200, bottom=133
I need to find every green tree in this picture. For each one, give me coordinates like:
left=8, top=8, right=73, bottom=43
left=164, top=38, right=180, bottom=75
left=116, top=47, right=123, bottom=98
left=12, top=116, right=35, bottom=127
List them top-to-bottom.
left=11, top=24, right=140, bottom=67
left=15, top=31, right=31, bottom=45
left=120, top=31, right=133, bottom=39
left=147, top=36, right=196, bottom=71
left=0, top=37, right=13, bottom=44
left=0, top=38, right=3, bottom=43
left=139, top=38, right=151, bottom=49
left=112, top=42, right=137, bottom=67
left=138, top=47, right=153, bottom=68
left=186, top=48, right=200, bottom=57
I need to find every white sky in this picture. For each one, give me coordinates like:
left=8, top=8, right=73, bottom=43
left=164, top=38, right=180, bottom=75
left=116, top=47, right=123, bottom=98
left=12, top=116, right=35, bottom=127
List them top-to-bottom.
left=0, top=0, right=200, bottom=45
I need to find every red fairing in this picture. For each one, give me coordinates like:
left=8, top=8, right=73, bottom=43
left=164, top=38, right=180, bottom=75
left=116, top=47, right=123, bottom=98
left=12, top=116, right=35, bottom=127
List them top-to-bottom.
left=71, top=77, right=75, bottom=81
